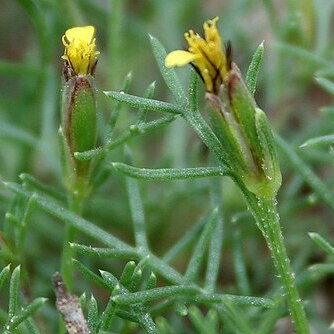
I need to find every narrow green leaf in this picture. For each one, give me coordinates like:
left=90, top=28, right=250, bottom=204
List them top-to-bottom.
left=15, top=0, right=50, bottom=63
left=107, top=0, right=123, bottom=88
left=149, top=35, right=188, bottom=107
left=246, top=41, right=264, bottom=95
left=275, top=42, right=330, bottom=67
left=316, top=68, right=334, bottom=78
left=108, top=71, right=133, bottom=134
left=315, top=77, right=334, bottom=95
left=138, top=81, right=156, bottom=122
left=104, top=91, right=182, bottom=114
left=184, top=108, right=229, bottom=165
left=75, top=115, right=176, bottom=160
left=0, top=121, right=38, bottom=147
left=275, top=133, right=334, bottom=213
left=300, top=134, right=334, bottom=148
left=74, top=147, right=104, bottom=161
left=112, top=163, right=230, bottom=180
left=19, top=173, right=66, bottom=202
left=126, top=176, right=148, bottom=250
left=2, top=182, right=134, bottom=252
left=2, top=183, right=188, bottom=285
left=17, top=195, right=37, bottom=258
left=184, top=209, right=218, bottom=283
left=163, top=215, right=206, bottom=263
left=205, top=215, right=223, bottom=292
left=233, top=229, right=251, bottom=295
left=309, top=232, right=334, bottom=256
left=70, top=243, right=139, bottom=260
left=147, top=254, right=184, bottom=284
left=72, top=259, right=110, bottom=290
left=119, top=261, right=137, bottom=287
left=308, top=263, right=334, bottom=276
left=0, top=264, right=11, bottom=290
left=8, top=265, right=21, bottom=318
left=128, top=267, right=143, bottom=292
left=100, top=270, right=120, bottom=291
left=100, top=271, right=157, bottom=333
left=145, top=272, right=157, bottom=290
left=112, top=286, right=199, bottom=305
left=113, top=287, right=273, bottom=308
left=80, top=293, right=87, bottom=309
left=196, top=294, right=274, bottom=308
left=87, top=295, right=98, bottom=333
left=98, top=296, right=116, bottom=331
left=5, top=297, right=47, bottom=331
left=256, top=300, right=284, bottom=334
left=173, top=302, right=188, bottom=316
left=216, top=302, right=254, bottom=334
left=189, top=306, right=214, bottom=334
left=115, top=309, right=139, bottom=323
left=135, top=309, right=157, bottom=334
left=206, top=309, right=219, bottom=332
left=156, top=316, right=173, bottom=334
left=24, top=317, right=41, bottom=334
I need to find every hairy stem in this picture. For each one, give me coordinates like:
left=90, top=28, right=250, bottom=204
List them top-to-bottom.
left=61, top=192, right=83, bottom=290
left=247, top=194, right=309, bottom=334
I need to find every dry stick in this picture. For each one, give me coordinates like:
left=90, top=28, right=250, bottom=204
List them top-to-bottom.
left=53, top=272, right=91, bottom=334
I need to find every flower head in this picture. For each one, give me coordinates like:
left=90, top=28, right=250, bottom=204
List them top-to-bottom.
left=165, top=17, right=229, bottom=94
left=62, top=26, right=99, bottom=76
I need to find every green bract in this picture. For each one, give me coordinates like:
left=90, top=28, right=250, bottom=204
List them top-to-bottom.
left=60, top=74, right=97, bottom=198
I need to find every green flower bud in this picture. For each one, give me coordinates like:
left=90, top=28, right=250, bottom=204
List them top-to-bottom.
left=59, top=26, right=98, bottom=198
left=207, top=65, right=281, bottom=198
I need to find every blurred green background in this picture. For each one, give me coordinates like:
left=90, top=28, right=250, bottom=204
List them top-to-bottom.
left=1, top=0, right=334, bottom=332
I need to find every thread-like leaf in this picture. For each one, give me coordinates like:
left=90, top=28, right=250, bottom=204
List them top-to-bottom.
left=149, top=35, right=188, bottom=107
left=246, top=41, right=264, bottom=95
left=315, top=77, right=334, bottom=95
left=104, top=91, right=182, bottom=115
left=75, top=115, right=176, bottom=160
left=275, top=133, right=334, bottom=213
left=300, top=134, right=334, bottom=148
left=112, top=163, right=230, bottom=180
left=126, top=176, right=148, bottom=250
left=184, top=209, right=218, bottom=283
left=309, top=232, right=334, bottom=256
left=70, top=243, right=139, bottom=260
left=0, top=264, right=11, bottom=290
left=8, top=265, right=21, bottom=318
left=87, top=294, right=98, bottom=333
left=4, top=297, right=47, bottom=332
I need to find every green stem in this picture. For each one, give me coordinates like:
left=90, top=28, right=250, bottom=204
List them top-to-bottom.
left=61, top=192, right=83, bottom=290
left=248, top=195, right=309, bottom=334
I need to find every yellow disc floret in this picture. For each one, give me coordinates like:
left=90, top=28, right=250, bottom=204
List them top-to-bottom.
left=165, top=17, right=228, bottom=94
left=62, top=26, right=100, bottom=75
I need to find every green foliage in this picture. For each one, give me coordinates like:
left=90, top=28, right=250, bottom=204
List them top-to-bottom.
left=1, top=0, right=334, bottom=333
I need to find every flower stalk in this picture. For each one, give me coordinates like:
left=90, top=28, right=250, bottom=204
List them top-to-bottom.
left=239, top=184, right=310, bottom=334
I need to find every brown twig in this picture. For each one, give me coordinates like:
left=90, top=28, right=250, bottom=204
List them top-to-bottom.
left=52, top=272, right=91, bottom=334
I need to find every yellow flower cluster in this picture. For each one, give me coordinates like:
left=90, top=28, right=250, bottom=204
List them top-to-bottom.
left=165, top=17, right=229, bottom=94
left=62, top=26, right=99, bottom=76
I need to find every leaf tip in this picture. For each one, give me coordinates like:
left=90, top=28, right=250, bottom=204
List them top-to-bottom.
left=308, top=232, right=317, bottom=239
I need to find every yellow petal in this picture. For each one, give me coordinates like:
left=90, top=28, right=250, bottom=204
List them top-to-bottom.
left=62, top=25, right=99, bottom=75
left=63, top=26, right=95, bottom=45
left=165, top=50, right=199, bottom=68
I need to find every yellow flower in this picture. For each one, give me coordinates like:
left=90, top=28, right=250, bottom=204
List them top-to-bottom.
left=165, top=17, right=229, bottom=94
left=62, top=26, right=99, bottom=76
